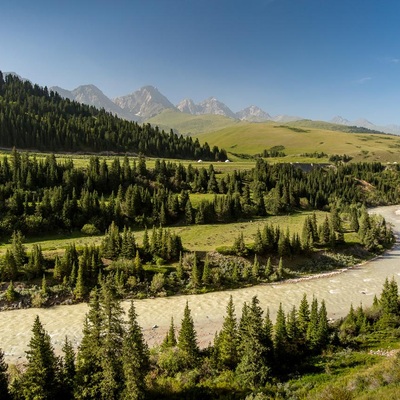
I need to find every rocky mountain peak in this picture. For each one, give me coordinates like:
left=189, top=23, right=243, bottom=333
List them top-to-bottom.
left=51, top=84, right=136, bottom=121
left=114, top=86, right=176, bottom=120
left=197, top=97, right=236, bottom=118
left=176, top=98, right=199, bottom=114
left=236, top=105, right=272, bottom=122
left=331, top=115, right=351, bottom=125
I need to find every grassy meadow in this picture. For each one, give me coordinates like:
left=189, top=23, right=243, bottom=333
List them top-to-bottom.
left=146, top=109, right=240, bottom=135
left=195, top=121, right=400, bottom=163
left=0, top=210, right=332, bottom=259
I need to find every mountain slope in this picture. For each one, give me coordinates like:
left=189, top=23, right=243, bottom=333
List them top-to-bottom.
left=0, top=72, right=225, bottom=160
left=51, top=84, right=135, bottom=120
left=114, top=85, right=176, bottom=120
left=176, top=98, right=201, bottom=114
left=236, top=105, right=272, bottom=122
left=146, top=109, right=240, bottom=135
left=331, top=115, right=400, bottom=135
left=194, top=122, right=400, bottom=162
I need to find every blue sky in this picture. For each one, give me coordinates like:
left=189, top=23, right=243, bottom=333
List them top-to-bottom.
left=1, top=0, right=400, bottom=125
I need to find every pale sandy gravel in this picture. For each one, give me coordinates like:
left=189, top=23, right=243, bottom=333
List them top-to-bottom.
left=1, top=205, right=400, bottom=365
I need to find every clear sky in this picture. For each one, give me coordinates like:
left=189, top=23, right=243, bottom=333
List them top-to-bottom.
left=1, top=0, right=400, bottom=125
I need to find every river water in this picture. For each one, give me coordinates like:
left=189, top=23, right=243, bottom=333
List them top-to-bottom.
left=1, top=205, right=400, bottom=364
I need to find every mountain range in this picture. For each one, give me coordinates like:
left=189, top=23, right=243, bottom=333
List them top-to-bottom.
left=5, top=72, right=398, bottom=135
left=48, top=83, right=304, bottom=125
left=330, top=116, right=400, bottom=136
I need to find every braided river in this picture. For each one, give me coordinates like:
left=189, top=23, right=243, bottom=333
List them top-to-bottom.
left=1, top=205, right=400, bottom=364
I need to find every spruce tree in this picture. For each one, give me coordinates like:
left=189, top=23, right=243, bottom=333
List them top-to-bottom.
left=330, top=206, right=341, bottom=232
left=350, top=206, right=359, bottom=231
left=320, top=215, right=331, bottom=245
left=141, top=228, right=150, bottom=257
left=253, top=228, right=263, bottom=255
left=10, top=230, right=26, bottom=270
left=2, top=249, right=18, bottom=281
left=133, top=251, right=143, bottom=281
left=176, top=252, right=184, bottom=281
left=190, top=253, right=199, bottom=288
left=201, top=254, right=211, bottom=285
left=252, top=255, right=260, bottom=281
left=53, top=256, right=62, bottom=280
left=264, top=257, right=272, bottom=280
left=277, top=257, right=284, bottom=280
left=74, top=263, right=86, bottom=300
left=41, top=274, right=48, bottom=296
left=99, top=277, right=125, bottom=399
left=379, top=277, right=399, bottom=327
left=380, top=277, right=399, bottom=316
left=75, top=289, right=103, bottom=399
left=297, top=293, right=310, bottom=344
left=216, top=296, right=238, bottom=369
left=236, top=297, right=270, bottom=388
left=306, top=297, right=320, bottom=351
left=317, top=300, right=329, bottom=349
left=121, top=301, right=150, bottom=400
left=177, top=301, right=199, bottom=367
left=273, top=303, right=288, bottom=367
left=339, top=304, right=358, bottom=339
left=286, top=306, right=300, bottom=356
left=263, top=308, right=274, bottom=361
left=21, top=316, right=61, bottom=399
left=162, top=317, right=177, bottom=348
left=62, top=337, right=75, bottom=400
left=0, top=348, right=10, bottom=400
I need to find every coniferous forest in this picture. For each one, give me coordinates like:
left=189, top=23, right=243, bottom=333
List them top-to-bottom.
left=0, top=72, right=227, bottom=160
left=1, top=72, right=400, bottom=398
left=2, top=278, right=400, bottom=399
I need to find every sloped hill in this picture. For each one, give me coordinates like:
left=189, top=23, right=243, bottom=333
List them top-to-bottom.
left=145, top=109, right=241, bottom=134
left=287, top=119, right=386, bottom=134
left=194, top=122, right=400, bottom=163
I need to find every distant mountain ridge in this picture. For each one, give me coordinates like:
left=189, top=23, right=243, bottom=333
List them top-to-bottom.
left=26, top=73, right=397, bottom=135
left=50, top=83, right=290, bottom=124
left=331, top=115, right=400, bottom=135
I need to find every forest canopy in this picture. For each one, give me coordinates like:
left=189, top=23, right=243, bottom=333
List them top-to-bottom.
left=0, top=71, right=227, bottom=160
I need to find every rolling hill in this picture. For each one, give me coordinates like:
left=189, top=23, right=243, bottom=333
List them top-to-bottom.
left=146, top=109, right=241, bottom=135
left=194, top=121, right=400, bottom=163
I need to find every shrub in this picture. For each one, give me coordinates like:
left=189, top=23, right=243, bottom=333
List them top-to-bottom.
left=81, top=224, right=100, bottom=236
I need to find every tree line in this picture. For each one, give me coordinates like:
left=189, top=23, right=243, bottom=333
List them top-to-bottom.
left=0, top=72, right=227, bottom=160
left=0, top=150, right=399, bottom=239
left=0, top=202, right=393, bottom=305
left=2, top=277, right=400, bottom=399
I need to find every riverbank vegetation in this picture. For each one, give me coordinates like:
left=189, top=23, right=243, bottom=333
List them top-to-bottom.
left=0, top=148, right=395, bottom=309
left=2, top=278, right=400, bottom=399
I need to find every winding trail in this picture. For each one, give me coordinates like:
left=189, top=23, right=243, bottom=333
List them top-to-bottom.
left=1, top=205, right=400, bottom=364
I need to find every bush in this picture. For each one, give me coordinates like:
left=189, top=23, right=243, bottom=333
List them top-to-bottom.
left=81, top=224, right=100, bottom=236
left=215, top=246, right=236, bottom=256
left=150, top=273, right=165, bottom=294
left=5, top=281, right=18, bottom=302
left=157, top=347, right=191, bottom=375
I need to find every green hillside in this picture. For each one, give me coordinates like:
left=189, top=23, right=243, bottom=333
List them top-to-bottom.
left=146, top=109, right=240, bottom=134
left=286, top=118, right=385, bottom=134
left=195, top=122, right=400, bottom=163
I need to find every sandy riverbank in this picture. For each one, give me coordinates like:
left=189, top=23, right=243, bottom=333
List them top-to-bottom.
left=1, top=205, right=400, bottom=365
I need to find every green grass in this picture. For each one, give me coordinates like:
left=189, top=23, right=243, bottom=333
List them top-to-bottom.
left=145, top=109, right=240, bottom=135
left=194, top=122, right=400, bottom=163
left=0, top=150, right=256, bottom=174
left=0, top=211, right=329, bottom=257
left=0, top=231, right=104, bottom=258
left=288, top=343, right=400, bottom=399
